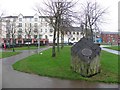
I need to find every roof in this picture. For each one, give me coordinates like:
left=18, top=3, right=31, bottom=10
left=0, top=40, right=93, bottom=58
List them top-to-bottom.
left=3, top=15, right=51, bottom=18
left=3, top=16, right=18, bottom=18
left=24, top=16, right=33, bottom=18
left=65, top=27, right=82, bottom=32
left=71, top=27, right=82, bottom=32
left=101, top=31, right=118, bottom=34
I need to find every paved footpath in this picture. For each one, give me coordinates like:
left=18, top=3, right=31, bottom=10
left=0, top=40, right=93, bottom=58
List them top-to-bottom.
left=100, top=45, right=120, bottom=55
left=1, top=47, right=119, bottom=88
left=101, top=48, right=119, bottom=55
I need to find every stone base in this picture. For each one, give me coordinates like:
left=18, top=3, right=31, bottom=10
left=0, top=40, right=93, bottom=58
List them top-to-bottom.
left=71, top=55, right=101, bottom=77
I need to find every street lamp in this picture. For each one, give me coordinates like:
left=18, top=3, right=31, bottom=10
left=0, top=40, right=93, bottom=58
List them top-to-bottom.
left=94, top=0, right=97, bottom=43
left=37, top=24, right=41, bottom=54
left=37, top=33, right=40, bottom=54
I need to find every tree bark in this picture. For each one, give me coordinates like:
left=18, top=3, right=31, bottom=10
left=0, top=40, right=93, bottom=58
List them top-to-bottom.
left=52, top=19, right=57, bottom=57
left=57, top=28, right=60, bottom=52
left=61, top=32, right=64, bottom=49
left=12, top=34, right=15, bottom=52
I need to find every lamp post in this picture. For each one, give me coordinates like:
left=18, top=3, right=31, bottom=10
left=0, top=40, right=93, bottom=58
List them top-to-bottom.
left=94, top=0, right=97, bottom=43
left=37, top=25, right=40, bottom=54
left=94, top=30, right=97, bottom=43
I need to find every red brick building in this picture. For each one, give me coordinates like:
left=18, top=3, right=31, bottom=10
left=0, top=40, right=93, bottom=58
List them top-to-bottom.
left=101, top=31, right=119, bottom=45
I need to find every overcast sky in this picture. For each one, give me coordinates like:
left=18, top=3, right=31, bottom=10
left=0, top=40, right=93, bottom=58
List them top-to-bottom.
left=0, top=0, right=119, bottom=32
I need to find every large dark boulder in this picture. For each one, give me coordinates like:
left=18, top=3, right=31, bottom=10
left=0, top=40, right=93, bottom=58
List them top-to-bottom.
left=71, top=37, right=101, bottom=77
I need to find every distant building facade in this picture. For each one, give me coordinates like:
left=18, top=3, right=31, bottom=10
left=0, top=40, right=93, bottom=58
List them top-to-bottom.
left=1, top=14, right=83, bottom=45
left=101, top=31, right=119, bottom=45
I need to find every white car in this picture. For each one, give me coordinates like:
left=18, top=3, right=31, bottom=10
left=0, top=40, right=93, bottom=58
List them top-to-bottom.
left=24, top=42, right=31, bottom=45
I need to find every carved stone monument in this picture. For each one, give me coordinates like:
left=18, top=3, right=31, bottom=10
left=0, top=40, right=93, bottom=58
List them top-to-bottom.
left=71, top=37, right=101, bottom=77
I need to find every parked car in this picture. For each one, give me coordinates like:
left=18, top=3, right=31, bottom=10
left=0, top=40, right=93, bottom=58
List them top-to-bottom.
left=24, top=42, right=31, bottom=45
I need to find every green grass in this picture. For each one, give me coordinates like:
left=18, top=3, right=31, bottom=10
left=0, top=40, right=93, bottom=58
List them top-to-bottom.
left=8, top=46, right=45, bottom=50
left=104, top=46, right=120, bottom=51
left=12, top=47, right=119, bottom=83
left=0, top=52, right=21, bottom=58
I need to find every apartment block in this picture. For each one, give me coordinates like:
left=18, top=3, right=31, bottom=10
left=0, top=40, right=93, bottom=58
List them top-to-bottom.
left=1, top=14, right=82, bottom=45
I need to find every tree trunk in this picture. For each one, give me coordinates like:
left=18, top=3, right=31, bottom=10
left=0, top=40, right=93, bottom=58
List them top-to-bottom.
left=57, top=9, right=61, bottom=52
left=52, top=19, right=57, bottom=57
left=52, top=29, right=56, bottom=57
left=57, top=29, right=60, bottom=52
left=90, top=29, right=93, bottom=41
left=61, top=32, right=64, bottom=49
left=12, top=34, right=15, bottom=52
left=27, top=35, right=30, bottom=49
left=68, top=37, right=70, bottom=45
left=12, top=39, right=15, bottom=52
left=28, top=42, right=30, bottom=49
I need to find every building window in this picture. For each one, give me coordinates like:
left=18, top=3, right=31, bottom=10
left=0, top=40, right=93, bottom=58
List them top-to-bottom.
left=19, top=18, right=22, bottom=21
left=30, top=18, right=32, bottom=21
left=34, top=18, right=38, bottom=22
left=41, top=18, right=43, bottom=22
left=40, top=22, right=42, bottom=26
left=19, top=23, right=22, bottom=27
left=25, top=23, right=27, bottom=27
left=30, top=23, right=32, bottom=27
left=34, top=23, right=38, bottom=27
left=45, top=23, right=47, bottom=27
left=18, top=28, right=22, bottom=33
left=19, top=28, right=22, bottom=31
left=34, top=29, right=38, bottom=33
left=41, top=29, right=42, bottom=32
left=45, top=29, right=47, bottom=32
left=50, top=29, right=53, bottom=33
left=73, top=32, right=75, bottom=34
left=77, top=32, right=79, bottom=35
left=6, top=34, right=10, bottom=38
left=18, top=35, right=22, bottom=39
left=25, top=35, right=26, bottom=38
left=34, top=35, right=37, bottom=39
left=38, top=35, right=42, bottom=39
left=45, top=35, right=48, bottom=39
left=49, top=35, right=53, bottom=37
left=77, top=37, right=79, bottom=40
left=71, top=38, right=75, bottom=41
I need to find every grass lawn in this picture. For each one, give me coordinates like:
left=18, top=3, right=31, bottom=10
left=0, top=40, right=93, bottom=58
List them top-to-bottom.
left=7, top=46, right=45, bottom=50
left=104, top=46, right=120, bottom=51
left=12, top=47, right=119, bottom=83
left=0, top=52, right=21, bottom=58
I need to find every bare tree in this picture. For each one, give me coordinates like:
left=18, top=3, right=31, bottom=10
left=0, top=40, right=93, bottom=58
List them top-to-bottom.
left=35, top=0, right=76, bottom=57
left=78, top=1, right=107, bottom=41
left=0, top=13, right=5, bottom=45
left=0, top=13, right=3, bottom=36
left=60, top=17, right=73, bottom=49
left=6, top=19, right=17, bottom=52
left=24, top=23, right=34, bottom=48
